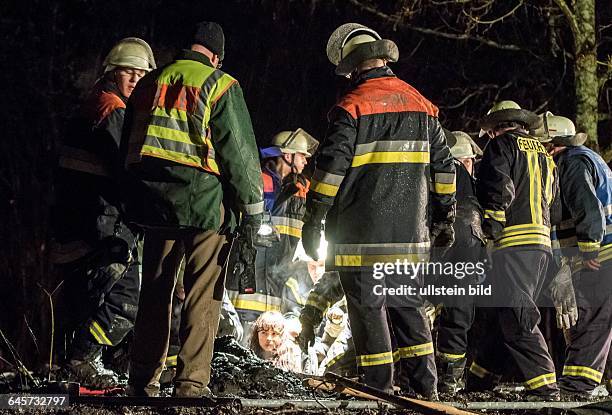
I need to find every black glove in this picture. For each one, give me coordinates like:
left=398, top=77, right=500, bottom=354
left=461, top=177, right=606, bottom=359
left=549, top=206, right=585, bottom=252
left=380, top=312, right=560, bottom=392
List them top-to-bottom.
left=302, top=200, right=330, bottom=261
left=240, top=214, right=279, bottom=249
left=481, top=218, right=503, bottom=241
left=430, top=222, right=455, bottom=248
left=297, top=317, right=316, bottom=352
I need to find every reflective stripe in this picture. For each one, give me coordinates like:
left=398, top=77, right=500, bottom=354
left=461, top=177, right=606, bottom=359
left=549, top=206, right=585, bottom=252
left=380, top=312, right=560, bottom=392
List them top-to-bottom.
left=355, top=140, right=429, bottom=155
left=140, top=144, right=205, bottom=169
left=352, top=151, right=430, bottom=167
left=527, top=152, right=543, bottom=225
left=544, top=157, right=556, bottom=205
left=312, top=170, right=344, bottom=186
left=432, top=172, right=456, bottom=194
left=311, top=180, right=340, bottom=197
left=242, top=201, right=264, bottom=215
left=605, top=204, right=612, bottom=216
left=484, top=210, right=506, bottom=223
left=272, top=216, right=304, bottom=229
left=498, top=223, right=550, bottom=238
left=275, top=225, right=301, bottom=238
left=495, top=234, right=551, bottom=249
left=578, top=241, right=601, bottom=253
left=334, top=242, right=430, bottom=267
left=335, top=254, right=428, bottom=267
left=285, top=277, right=305, bottom=305
left=231, top=292, right=282, bottom=313
left=305, top=292, right=331, bottom=312
left=89, top=321, right=113, bottom=346
left=397, top=342, right=434, bottom=358
left=326, top=351, right=347, bottom=369
left=356, top=351, right=395, bottom=367
left=438, top=352, right=466, bottom=360
left=165, top=355, right=178, bottom=367
left=469, top=362, right=491, bottom=379
left=562, top=365, right=603, bottom=383
left=525, top=372, right=556, bottom=390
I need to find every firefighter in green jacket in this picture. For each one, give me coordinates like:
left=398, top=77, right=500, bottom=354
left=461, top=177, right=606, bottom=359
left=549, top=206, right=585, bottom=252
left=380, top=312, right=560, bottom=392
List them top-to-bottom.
left=121, top=22, right=264, bottom=398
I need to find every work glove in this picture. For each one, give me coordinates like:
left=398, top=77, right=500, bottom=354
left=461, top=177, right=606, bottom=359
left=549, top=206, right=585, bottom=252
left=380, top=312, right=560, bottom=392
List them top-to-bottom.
left=302, top=200, right=330, bottom=261
left=240, top=213, right=279, bottom=249
left=481, top=218, right=503, bottom=241
left=430, top=222, right=455, bottom=248
left=549, top=257, right=578, bottom=330
left=423, top=300, right=438, bottom=331
left=297, top=318, right=316, bottom=353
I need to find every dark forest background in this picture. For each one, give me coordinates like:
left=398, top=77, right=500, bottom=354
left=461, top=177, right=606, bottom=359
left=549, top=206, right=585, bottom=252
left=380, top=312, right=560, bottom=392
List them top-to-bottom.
left=1, top=0, right=611, bottom=370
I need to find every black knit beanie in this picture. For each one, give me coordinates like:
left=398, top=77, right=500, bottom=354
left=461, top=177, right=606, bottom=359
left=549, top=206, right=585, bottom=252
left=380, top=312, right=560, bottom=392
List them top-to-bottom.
left=192, top=21, right=225, bottom=61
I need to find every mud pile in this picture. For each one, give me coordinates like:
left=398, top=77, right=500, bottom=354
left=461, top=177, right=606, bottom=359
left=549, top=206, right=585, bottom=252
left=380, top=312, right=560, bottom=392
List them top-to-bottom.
left=210, top=336, right=320, bottom=399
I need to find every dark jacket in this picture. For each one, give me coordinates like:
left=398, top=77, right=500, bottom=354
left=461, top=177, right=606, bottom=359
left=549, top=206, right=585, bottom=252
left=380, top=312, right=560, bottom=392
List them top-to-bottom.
left=308, top=67, right=456, bottom=270
left=476, top=131, right=558, bottom=252
left=552, top=145, right=612, bottom=263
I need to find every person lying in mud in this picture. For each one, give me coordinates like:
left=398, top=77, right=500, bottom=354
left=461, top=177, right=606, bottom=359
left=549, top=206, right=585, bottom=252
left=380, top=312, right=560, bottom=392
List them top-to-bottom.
left=248, top=311, right=302, bottom=373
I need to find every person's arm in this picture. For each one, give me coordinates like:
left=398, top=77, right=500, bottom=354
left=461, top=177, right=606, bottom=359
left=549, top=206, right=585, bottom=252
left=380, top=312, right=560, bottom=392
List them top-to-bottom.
left=209, top=83, right=264, bottom=217
left=429, top=120, right=456, bottom=225
left=476, top=137, right=515, bottom=239
left=561, top=156, right=605, bottom=262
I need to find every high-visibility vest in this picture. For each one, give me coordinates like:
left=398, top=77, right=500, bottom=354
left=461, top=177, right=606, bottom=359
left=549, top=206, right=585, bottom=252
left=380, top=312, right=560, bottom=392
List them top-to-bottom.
left=126, top=59, right=237, bottom=174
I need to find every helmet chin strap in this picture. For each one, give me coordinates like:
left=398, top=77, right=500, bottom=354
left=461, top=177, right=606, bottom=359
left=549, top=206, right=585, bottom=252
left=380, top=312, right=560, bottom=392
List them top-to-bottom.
left=281, top=153, right=298, bottom=175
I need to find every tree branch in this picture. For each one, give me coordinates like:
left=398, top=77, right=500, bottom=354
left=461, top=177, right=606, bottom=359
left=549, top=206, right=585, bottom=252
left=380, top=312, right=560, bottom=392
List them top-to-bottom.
left=346, top=0, right=525, bottom=51
left=462, top=0, right=524, bottom=25
left=552, top=0, right=580, bottom=40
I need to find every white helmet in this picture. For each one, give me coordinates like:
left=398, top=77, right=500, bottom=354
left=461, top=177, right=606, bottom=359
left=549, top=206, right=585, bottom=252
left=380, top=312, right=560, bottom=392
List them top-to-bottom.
left=103, top=37, right=156, bottom=73
left=533, top=112, right=588, bottom=146
left=269, top=129, right=319, bottom=157
left=448, top=131, right=483, bottom=159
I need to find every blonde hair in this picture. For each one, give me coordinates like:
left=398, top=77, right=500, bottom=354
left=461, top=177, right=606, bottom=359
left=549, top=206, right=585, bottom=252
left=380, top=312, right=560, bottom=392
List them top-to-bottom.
left=248, top=311, right=301, bottom=372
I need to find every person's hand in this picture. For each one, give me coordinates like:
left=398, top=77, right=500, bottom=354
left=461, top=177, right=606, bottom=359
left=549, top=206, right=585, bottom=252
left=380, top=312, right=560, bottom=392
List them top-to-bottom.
left=302, top=222, right=322, bottom=260
left=583, top=258, right=601, bottom=272
left=297, top=320, right=315, bottom=352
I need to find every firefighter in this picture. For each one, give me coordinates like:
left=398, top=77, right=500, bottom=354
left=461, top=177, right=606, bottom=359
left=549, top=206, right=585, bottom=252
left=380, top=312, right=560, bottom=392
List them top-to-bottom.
left=121, top=22, right=265, bottom=397
left=301, top=23, right=456, bottom=398
left=53, top=38, right=156, bottom=387
left=465, top=101, right=560, bottom=400
left=537, top=114, right=612, bottom=398
left=227, top=129, right=318, bottom=338
left=434, top=130, right=486, bottom=395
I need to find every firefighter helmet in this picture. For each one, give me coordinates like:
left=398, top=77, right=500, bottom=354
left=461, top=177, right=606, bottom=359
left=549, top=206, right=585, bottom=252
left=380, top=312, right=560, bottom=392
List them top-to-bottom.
left=326, top=23, right=399, bottom=76
left=103, top=37, right=156, bottom=73
left=480, top=100, right=541, bottom=131
left=533, top=112, right=588, bottom=146
left=260, top=128, right=319, bottom=159
left=448, top=130, right=483, bottom=159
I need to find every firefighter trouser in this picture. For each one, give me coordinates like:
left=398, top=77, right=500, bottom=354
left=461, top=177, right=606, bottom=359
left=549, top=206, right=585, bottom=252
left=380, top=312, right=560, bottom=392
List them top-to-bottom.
left=128, top=228, right=230, bottom=397
left=468, top=248, right=558, bottom=396
left=67, top=250, right=140, bottom=361
left=559, top=262, right=612, bottom=393
left=339, top=270, right=436, bottom=396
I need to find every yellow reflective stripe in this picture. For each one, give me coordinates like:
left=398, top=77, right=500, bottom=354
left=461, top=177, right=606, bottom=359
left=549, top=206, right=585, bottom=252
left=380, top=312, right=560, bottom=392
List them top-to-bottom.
left=152, top=106, right=188, bottom=122
left=147, top=124, right=197, bottom=145
left=140, top=145, right=204, bottom=168
left=352, top=151, right=430, bottom=167
left=527, top=152, right=543, bottom=225
left=544, top=157, right=556, bottom=205
left=312, top=170, right=344, bottom=186
left=311, top=179, right=340, bottom=197
left=434, top=182, right=456, bottom=194
left=484, top=209, right=506, bottom=223
left=498, top=223, right=550, bottom=238
left=275, top=225, right=302, bottom=238
left=495, top=234, right=551, bottom=249
left=578, top=241, right=601, bottom=253
left=600, top=244, right=612, bottom=263
left=335, top=253, right=427, bottom=267
left=285, top=278, right=304, bottom=305
left=305, top=292, right=330, bottom=312
left=232, top=299, right=281, bottom=313
left=89, top=321, right=113, bottom=346
left=398, top=342, right=434, bottom=358
left=326, top=351, right=347, bottom=368
left=356, top=351, right=395, bottom=367
left=438, top=352, right=466, bottom=360
left=165, top=355, right=178, bottom=367
left=469, top=362, right=491, bottom=379
left=562, top=366, right=603, bottom=383
left=525, top=372, right=556, bottom=390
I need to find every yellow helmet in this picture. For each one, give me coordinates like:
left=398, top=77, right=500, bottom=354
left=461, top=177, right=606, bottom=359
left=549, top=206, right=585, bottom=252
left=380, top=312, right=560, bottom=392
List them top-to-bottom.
left=103, top=37, right=156, bottom=73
